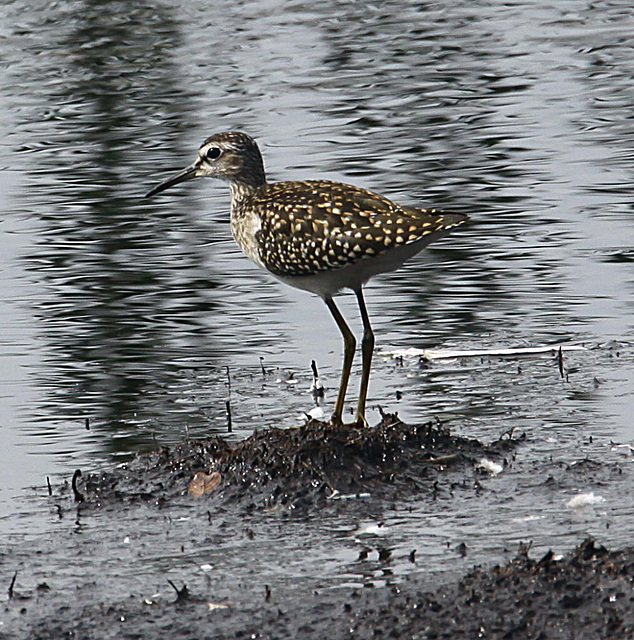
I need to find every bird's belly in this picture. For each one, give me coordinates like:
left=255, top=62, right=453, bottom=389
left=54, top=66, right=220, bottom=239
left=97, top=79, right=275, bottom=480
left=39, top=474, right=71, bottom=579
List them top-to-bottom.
left=275, top=238, right=430, bottom=298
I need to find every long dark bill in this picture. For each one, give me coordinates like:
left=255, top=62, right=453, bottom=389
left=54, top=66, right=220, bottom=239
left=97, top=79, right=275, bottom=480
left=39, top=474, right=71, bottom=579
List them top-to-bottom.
left=145, top=163, right=199, bottom=198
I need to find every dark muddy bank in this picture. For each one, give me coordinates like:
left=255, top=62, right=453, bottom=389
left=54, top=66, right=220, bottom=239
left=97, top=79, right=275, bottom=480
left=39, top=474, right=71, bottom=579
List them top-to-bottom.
left=70, top=414, right=517, bottom=509
left=4, top=417, right=631, bottom=640
left=20, top=539, right=634, bottom=640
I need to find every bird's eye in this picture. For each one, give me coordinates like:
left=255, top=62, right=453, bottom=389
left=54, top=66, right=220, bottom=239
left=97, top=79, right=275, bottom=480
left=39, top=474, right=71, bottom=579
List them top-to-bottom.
left=205, top=147, right=222, bottom=162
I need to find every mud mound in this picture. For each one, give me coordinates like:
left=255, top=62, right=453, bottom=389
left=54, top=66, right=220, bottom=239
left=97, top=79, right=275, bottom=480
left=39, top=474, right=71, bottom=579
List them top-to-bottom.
left=70, top=414, right=517, bottom=509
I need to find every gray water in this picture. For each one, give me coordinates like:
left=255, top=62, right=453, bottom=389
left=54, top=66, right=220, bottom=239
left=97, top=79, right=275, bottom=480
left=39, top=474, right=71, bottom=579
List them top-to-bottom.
left=1, top=0, right=633, bottom=560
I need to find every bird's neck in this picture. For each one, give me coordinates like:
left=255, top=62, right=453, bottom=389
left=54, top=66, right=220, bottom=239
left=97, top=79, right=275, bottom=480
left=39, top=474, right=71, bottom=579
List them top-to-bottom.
left=228, top=172, right=266, bottom=204
left=229, top=180, right=255, bottom=204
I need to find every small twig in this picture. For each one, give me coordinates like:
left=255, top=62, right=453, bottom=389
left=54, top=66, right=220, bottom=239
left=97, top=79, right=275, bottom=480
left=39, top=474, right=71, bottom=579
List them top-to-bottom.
left=557, top=346, right=565, bottom=379
left=310, top=360, right=324, bottom=401
left=226, top=366, right=232, bottom=399
left=226, top=400, right=232, bottom=433
left=85, top=417, right=90, bottom=431
left=499, top=426, right=516, bottom=441
left=430, top=453, right=461, bottom=465
left=72, top=469, right=84, bottom=503
left=46, top=476, right=52, bottom=496
left=517, top=541, right=533, bottom=558
left=378, top=547, right=391, bottom=562
left=8, top=571, right=17, bottom=599
left=167, top=579, right=190, bottom=602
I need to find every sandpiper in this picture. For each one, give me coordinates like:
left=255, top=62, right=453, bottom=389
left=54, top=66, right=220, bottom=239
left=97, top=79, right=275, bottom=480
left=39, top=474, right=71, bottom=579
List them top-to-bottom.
left=146, top=132, right=467, bottom=426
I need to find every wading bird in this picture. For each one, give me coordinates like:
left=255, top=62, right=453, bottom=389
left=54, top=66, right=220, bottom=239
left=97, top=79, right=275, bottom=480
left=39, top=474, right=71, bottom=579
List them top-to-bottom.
left=146, top=132, right=467, bottom=426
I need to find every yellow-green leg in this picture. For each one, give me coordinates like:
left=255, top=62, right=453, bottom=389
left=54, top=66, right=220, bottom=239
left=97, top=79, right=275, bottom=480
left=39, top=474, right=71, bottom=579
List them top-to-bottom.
left=355, top=288, right=374, bottom=426
left=324, top=296, right=356, bottom=425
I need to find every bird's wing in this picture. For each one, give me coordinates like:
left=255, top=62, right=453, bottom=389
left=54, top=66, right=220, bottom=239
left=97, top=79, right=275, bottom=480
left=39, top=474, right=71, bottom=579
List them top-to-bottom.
left=254, top=180, right=464, bottom=277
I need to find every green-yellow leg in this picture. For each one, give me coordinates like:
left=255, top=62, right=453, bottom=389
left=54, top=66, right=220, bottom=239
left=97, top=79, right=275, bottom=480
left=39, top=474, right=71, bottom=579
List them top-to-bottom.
left=355, top=288, right=374, bottom=427
left=324, top=296, right=356, bottom=425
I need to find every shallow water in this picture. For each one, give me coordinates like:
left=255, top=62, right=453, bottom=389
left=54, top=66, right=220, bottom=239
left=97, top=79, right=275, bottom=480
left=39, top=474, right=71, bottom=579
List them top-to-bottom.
left=0, top=0, right=633, bottom=588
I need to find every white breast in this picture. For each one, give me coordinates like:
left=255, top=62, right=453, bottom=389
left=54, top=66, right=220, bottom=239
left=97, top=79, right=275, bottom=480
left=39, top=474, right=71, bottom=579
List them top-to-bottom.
left=230, top=207, right=265, bottom=269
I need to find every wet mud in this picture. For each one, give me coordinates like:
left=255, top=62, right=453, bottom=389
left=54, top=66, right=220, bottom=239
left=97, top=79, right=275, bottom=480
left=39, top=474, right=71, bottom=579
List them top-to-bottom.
left=71, top=414, right=516, bottom=510
left=4, top=416, right=633, bottom=639
left=20, top=534, right=634, bottom=640
left=346, top=538, right=634, bottom=640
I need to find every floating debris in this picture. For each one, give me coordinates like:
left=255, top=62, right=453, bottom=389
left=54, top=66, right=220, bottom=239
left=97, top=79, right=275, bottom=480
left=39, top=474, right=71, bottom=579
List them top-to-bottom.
left=382, top=344, right=587, bottom=360
left=277, top=372, right=298, bottom=385
left=304, top=406, right=325, bottom=421
left=610, top=442, right=634, bottom=456
left=477, top=458, right=504, bottom=476
left=188, top=471, right=222, bottom=497
left=327, top=490, right=371, bottom=501
left=566, top=492, right=605, bottom=509
left=511, top=514, right=545, bottom=523
left=356, top=522, right=387, bottom=536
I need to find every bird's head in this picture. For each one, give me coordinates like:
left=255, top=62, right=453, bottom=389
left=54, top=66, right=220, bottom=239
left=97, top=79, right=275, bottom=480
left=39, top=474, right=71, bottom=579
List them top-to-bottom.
left=145, top=131, right=266, bottom=198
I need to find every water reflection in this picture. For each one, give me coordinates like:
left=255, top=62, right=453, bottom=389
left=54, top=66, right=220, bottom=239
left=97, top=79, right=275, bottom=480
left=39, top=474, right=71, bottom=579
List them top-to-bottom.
left=13, top=1, right=230, bottom=448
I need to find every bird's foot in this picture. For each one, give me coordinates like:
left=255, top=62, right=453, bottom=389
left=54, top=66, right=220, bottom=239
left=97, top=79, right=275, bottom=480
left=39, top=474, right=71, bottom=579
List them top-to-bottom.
left=328, top=412, right=369, bottom=428
left=329, top=412, right=343, bottom=427
left=354, top=414, right=369, bottom=428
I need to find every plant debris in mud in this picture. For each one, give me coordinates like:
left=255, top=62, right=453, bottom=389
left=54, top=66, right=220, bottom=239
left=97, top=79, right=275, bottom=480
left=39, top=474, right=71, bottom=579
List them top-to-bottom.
left=67, top=414, right=519, bottom=510
left=347, top=538, right=634, bottom=640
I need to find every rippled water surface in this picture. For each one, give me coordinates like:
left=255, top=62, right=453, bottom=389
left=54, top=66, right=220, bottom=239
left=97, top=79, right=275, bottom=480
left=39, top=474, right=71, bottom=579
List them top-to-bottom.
left=1, top=0, right=633, bottom=563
